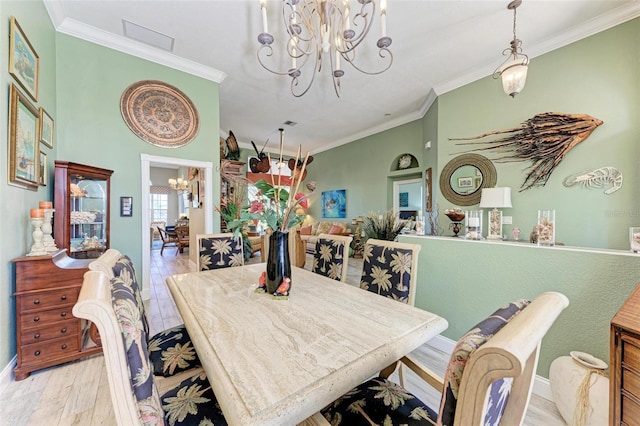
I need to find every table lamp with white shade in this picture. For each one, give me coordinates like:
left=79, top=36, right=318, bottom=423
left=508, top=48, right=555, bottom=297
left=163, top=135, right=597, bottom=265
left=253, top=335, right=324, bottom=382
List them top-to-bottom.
left=479, top=187, right=512, bottom=240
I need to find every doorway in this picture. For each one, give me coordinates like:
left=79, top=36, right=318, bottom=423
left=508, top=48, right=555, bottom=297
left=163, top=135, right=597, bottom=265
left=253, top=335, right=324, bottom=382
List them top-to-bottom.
left=140, top=154, right=214, bottom=299
left=393, top=178, right=423, bottom=220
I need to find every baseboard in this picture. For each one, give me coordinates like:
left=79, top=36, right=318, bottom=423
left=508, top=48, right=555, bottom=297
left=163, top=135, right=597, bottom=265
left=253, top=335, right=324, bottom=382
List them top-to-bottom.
left=426, top=334, right=553, bottom=402
left=0, top=356, right=17, bottom=390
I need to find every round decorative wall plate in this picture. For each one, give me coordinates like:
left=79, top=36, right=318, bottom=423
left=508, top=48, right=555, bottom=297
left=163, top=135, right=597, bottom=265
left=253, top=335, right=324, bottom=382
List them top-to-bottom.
left=120, top=80, right=200, bottom=148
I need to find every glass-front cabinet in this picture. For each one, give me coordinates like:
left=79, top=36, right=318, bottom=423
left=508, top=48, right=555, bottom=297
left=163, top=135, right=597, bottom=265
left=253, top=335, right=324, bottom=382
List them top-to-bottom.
left=54, top=161, right=114, bottom=259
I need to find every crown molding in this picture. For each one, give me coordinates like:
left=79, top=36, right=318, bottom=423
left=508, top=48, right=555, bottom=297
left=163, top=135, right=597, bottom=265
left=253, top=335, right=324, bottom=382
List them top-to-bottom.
left=43, top=0, right=226, bottom=83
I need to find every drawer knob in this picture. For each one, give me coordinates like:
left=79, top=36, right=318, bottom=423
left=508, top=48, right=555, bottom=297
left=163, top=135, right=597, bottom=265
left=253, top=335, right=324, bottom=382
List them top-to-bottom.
left=61, top=295, right=67, bottom=301
left=33, top=299, right=40, bottom=305
left=60, top=312, right=67, bottom=318
left=33, top=317, right=40, bottom=322
left=61, top=328, right=67, bottom=333
left=34, top=333, right=40, bottom=339
left=61, top=344, right=67, bottom=350
left=34, top=351, right=41, bottom=356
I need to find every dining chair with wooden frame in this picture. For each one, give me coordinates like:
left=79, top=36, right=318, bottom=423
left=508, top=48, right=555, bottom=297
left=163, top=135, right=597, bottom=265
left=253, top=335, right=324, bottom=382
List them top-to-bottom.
left=311, top=233, right=353, bottom=282
left=322, top=292, right=569, bottom=426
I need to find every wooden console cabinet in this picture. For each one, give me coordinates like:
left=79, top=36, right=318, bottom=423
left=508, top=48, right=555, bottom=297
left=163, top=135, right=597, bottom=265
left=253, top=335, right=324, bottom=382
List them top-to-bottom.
left=12, top=250, right=102, bottom=380
left=611, top=283, right=640, bottom=425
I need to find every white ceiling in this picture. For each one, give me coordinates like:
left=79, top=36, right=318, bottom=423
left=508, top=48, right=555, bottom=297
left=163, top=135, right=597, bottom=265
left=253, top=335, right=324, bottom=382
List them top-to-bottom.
left=44, top=0, right=640, bottom=156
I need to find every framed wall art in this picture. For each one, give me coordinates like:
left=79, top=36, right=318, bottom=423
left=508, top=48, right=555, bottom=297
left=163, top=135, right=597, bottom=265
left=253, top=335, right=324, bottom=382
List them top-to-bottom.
left=9, top=17, right=39, bottom=101
left=9, top=83, right=40, bottom=190
left=38, top=107, right=54, bottom=148
left=39, top=151, right=47, bottom=186
left=425, top=168, right=433, bottom=212
left=458, top=177, right=473, bottom=188
left=321, top=189, right=347, bottom=219
left=399, top=192, right=409, bottom=208
left=120, top=196, right=133, bottom=217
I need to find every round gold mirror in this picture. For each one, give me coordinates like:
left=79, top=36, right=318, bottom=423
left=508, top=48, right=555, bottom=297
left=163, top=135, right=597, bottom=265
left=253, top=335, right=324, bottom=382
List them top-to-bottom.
left=439, top=154, right=497, bottom=206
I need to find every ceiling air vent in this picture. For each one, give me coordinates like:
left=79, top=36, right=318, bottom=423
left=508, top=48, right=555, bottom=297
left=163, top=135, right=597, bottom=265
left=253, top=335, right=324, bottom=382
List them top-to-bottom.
left=122, top=19, right=175, bottom=52
left=283, top=121, right=298, bottom=126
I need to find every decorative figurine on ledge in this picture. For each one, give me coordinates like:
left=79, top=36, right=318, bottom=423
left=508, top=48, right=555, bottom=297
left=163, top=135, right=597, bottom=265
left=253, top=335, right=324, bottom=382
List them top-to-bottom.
left=445, top=208, right=466, bottom=238
left=513, top=227, right=521, bottom=241
left=256, top=271, right=267, bottom=293
left=274, top=277, right=291, bottom=300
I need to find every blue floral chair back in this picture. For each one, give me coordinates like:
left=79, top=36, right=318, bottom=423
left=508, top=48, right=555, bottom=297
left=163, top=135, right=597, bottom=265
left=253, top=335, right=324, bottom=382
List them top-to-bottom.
left=197, top=233, right=244, bottom=271
left=312, top=233, right=353, bottom=282
left=359, top=239, right=421, bottom=305
left=89, top=249, right=201, bottom=378
left=75, top=270, right=229, bottom=425
left=110, top=270, right=166, bottom=423
left=321, top=292, right=569, bottom=426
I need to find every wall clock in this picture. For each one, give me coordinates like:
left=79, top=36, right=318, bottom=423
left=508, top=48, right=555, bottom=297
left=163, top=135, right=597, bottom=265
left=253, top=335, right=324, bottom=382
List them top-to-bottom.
left=120, top=80, right=200, bottom=148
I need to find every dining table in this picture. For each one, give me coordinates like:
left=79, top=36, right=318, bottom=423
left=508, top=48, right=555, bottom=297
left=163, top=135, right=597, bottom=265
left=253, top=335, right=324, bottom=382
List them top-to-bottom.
left=166, top=263, right=448, bottom=426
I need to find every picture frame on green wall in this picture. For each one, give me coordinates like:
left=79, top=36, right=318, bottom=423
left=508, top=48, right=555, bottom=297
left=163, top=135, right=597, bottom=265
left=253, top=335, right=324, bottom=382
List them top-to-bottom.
left=9, top=16, right=39, bottom=102
left=8, top=83, right=40, bottom=191
left=38, top=107, right=54, bottom=149
left=39, top=151, right=47, bottom=186
left=321, top=189, right=346, bottom=218
left=120, top=196, right=133, bottom=217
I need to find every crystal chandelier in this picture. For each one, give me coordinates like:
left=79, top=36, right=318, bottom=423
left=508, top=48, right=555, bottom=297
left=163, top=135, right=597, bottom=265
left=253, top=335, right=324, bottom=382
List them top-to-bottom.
left=257, top=0, right=393, bottom=97
left=492, top=0, right=529, bottom=98
left=168, top=176, right=189, bottom=192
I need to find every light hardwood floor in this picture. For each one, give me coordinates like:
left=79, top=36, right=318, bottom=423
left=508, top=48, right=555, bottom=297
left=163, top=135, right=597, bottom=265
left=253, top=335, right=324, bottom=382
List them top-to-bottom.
left=0, top=243, right=565, bottom=425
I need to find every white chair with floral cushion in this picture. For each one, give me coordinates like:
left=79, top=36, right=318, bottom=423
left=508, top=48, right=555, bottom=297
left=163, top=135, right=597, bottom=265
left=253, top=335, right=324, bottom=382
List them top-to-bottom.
left=195, top=233, right=244, bottom=271
left=311, top=233, right=353, bottom=282
left=359, top=238, right=421, bottom=305
left=89, top=249, right=201, bottom=378
left=74, top=270, right=227, bottom=425
left=321, top=292, right=569, bottom=426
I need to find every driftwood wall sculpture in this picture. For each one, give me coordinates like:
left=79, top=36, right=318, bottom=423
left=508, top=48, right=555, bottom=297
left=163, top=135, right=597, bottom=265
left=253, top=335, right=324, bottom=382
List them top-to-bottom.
left=450, top=112, right=603, bottom=192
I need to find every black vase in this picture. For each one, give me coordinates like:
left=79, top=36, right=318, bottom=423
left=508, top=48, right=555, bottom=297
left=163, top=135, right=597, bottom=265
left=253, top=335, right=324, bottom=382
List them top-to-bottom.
left=266, top=230, right=291, bottom=294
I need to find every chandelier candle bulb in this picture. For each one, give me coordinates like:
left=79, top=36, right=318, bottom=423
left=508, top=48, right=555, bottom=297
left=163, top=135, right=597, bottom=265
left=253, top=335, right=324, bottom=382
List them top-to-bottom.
left=261, top=0, right=268, bottom=34
left=344, top=0, right=350, bottom=30
left=380, top=0, right=387, bottom=37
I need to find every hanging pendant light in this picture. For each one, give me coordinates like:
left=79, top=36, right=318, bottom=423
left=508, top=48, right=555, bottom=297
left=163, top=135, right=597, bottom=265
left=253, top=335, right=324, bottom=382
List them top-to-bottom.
left=493, top=0, right=529, bottom=97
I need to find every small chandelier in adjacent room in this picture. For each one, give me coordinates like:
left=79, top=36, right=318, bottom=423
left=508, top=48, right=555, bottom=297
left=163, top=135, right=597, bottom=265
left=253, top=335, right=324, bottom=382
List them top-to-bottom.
left=257, top=0, right=393, bottom=97
left=493, top=0, right=529, bottom=97
left=168, top=176, right=189, bottom=192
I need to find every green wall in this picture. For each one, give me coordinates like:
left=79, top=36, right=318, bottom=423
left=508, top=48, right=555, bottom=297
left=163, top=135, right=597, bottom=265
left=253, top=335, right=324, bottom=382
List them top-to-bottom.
left=0, top=0, right=57, bottom=375
left=0, top=3, right=220, bottom=371
left=435, top=18, right=640, bottom=250
left=310, top=19, right=640, bottom=251
left=55, top=34, right=221, bottom=270
left=307, top=120, right=424, bottom=222
left=401, top=235, right=640, bottom=378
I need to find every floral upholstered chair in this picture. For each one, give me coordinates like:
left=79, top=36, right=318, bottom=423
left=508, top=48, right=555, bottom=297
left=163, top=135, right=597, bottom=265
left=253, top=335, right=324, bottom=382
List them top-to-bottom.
left=196, top=233, right=244, bottom=271
left=311, top=233, right=353, bottom=282
left=359, top=239, right=421, bottom=305
left=89, top=249, right=201, bottom=378
left=74, top=270, right=228, bottom=425
left=321, top=292, right=569, bottom=426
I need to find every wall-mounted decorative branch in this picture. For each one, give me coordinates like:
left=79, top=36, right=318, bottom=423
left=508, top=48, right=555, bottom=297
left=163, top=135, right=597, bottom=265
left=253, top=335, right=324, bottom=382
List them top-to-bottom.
left=450, top=112, right=603, bottom=192
left=563, top=166, right=623, bottom=194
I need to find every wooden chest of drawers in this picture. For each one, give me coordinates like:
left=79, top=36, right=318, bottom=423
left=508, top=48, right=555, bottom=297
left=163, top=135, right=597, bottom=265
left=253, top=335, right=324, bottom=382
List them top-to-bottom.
left=12, top=250, right=102, bottom=380
left=611, top=284, right=640, bottom=425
